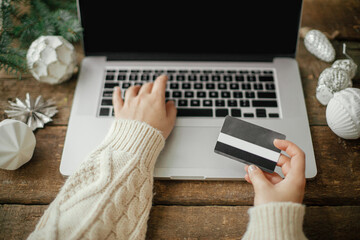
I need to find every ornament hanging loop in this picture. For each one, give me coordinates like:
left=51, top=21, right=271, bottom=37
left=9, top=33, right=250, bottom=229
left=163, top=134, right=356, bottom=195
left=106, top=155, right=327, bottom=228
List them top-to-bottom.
left=342, top=43, right=354, bottom=62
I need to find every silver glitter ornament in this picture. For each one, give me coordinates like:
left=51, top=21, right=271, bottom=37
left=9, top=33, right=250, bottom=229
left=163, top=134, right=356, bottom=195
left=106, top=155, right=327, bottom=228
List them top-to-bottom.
left=303, top=29, right=335, bottom=62
left=316, top=44, right=358, bottom=105
left=331, top=59, right=357, bottom=79
left=316, top=68, right=352, bottom=105
left=5, top=93, right=58, bottom=131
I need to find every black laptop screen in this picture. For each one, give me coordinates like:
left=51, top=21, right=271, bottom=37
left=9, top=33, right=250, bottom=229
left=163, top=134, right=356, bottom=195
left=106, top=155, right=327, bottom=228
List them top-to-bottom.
left=79, top=1, right=302, bottom=61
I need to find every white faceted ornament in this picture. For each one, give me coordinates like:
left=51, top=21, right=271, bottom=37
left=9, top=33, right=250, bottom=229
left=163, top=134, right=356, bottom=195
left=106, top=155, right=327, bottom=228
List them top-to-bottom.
left=304, top=29, right=335, bottom=62
left=27, top=36, right=76, bottom=84
left=326, top=88, right=360, bottom=140
left=0, top=119, right=36, bottom=170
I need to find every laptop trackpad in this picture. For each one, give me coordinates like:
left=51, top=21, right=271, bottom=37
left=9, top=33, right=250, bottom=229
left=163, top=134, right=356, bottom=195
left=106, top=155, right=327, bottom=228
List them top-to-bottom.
left=155, top=126, right=246, bottom=179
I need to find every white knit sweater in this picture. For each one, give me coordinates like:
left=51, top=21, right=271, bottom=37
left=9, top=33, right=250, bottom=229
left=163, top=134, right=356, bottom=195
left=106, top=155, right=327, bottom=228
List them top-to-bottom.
left=28, top=119, right=307, bottom=240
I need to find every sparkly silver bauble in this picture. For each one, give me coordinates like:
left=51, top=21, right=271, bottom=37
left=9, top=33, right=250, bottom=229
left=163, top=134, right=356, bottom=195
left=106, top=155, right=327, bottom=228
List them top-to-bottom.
left=304, top=29, right=335, bottom=62
left=27, top=36, right=76, bottom=84
left=331, top=59, right=357, bottom=79
left=316, top=68, right=352, bottom=105
left=4, top=93, right=58, bottom=131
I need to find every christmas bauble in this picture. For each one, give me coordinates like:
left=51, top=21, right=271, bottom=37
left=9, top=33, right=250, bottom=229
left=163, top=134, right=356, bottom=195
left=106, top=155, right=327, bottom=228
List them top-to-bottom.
left=303, top=29, right=335, bottom=62
left=27, top=36, right=76, bottom=84
left=331, top=59, right=357, bottom=79
left=316, top=67, right=352, bottom=105
left=326, top=88, right=360, bottom=140
left=0, top=119, right=36, bottom=170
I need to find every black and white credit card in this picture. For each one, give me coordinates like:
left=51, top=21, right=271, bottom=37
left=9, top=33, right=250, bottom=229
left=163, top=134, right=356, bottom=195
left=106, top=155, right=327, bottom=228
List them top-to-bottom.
left=214, top=116, right=286, bottom=173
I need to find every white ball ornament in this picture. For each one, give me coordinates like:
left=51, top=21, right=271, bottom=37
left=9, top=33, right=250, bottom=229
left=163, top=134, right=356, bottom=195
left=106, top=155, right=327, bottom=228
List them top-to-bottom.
left=27, top=36, right=76, bottom=84
left=326, top=88, right=360, bottom=140
left=0, top=119, right=36, bottom=170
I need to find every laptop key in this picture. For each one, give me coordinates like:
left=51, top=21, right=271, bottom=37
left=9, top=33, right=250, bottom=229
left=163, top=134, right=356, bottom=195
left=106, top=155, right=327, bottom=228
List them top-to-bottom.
left=106, top=75, right=115, bottom=80
left=118, top=75, right=126, bottom=81
left=177, top=75, right=185, bottom=81
left=188, top=75, right=197, bottom=81
left=200, top=75, right=209, bottom=81
left=212, top=75, right=221, bottom=82
left=235, top=75, right=244, bottom=82
left=247, top=75, right=256, bottom=82
left=259, top=76, right=274, bottom=82
left=122, top=82, right=131, bottom=89
left=105, top=83, right=118, bottom=89
left=170, top=83, right=179, bottom=89
left=182, top=83, right=191, bottom=89
left=194, top=83, right=203, bottom=89
left=206, top=83, right=215, bottom=89
left=218, top=83, right=227, bottom=89
left=230, top=83, right=239, bottom=89
left=266, top=83, right=276, bottom=90
left=103, top=91, right=113, bottom=97
left=172, top=91, right=182, bottom=98
left=185, top=91, right=194, bottom=98
left=197, top=91, right=207, bottom=98
left=209, top=91, right=219, bottom=98
left=221, top=91, right=231, bottom=98
left=233, top=91, right=243, bottom=98
left=245, top=91, right=255, bottom=98
left=258, top=92, right=276, bottom=98
left=101, top=99, right=113, bottom=106
left=178, top=99, right=188, bottom=106
left=191, top=99, right=200, bottom=106
left=203, top=99, right=213, bottom=106
left=215, top=100, right=225, bottom=107
left=228, top=100, right=238, bottom=107
left=240, top=100, right=250, bottom=107
left=252, top=100, right=278, bottom=107
left=99, top=107, right=110, bottom=116
left=177, top=108, right=213, bottom=117
left=216, top=109, right=229, bottom=117
left=231, top=109, right=241, bottom=117
left=256, top=109, right=267, bottom=118
left=244, top=113, right=254, bottom=118
left=269, top=113, right=280, bottom=118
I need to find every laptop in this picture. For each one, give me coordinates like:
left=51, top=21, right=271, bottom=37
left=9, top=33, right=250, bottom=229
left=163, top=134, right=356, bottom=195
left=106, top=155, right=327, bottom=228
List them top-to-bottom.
left=60, top=0, right=317, bottom=179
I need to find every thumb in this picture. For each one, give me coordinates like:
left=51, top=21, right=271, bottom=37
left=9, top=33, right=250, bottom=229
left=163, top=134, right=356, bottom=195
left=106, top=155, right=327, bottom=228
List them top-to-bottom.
left=247, top=165, right=271, bottom=192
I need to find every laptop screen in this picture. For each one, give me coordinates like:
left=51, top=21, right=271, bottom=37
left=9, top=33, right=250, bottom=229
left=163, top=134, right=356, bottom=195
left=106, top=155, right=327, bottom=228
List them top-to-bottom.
left=79, top=1, right=302, bottom=61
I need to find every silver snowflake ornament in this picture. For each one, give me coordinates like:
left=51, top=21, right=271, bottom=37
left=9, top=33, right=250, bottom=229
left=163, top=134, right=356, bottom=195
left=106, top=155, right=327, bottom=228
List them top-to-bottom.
left=5, top=93, right=58, bottom=131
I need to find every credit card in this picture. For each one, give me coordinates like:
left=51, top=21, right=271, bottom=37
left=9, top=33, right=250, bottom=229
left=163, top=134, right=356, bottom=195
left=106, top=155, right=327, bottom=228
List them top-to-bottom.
left=214, top=116, right=286, bottom=173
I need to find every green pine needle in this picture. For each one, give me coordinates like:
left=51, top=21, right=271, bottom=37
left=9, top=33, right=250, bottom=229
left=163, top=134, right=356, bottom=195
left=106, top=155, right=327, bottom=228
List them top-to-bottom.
left=0, top=0, right=82, bottom=79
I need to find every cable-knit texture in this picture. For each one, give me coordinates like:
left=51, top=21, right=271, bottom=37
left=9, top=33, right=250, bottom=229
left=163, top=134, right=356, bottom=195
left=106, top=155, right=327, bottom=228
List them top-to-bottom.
left=27, top=119, right=165, bottom=240
left=242, top=202, right=308, bottom=240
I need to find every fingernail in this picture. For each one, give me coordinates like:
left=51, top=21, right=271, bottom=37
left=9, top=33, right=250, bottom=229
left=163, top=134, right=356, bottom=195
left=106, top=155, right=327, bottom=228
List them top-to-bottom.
left=248, top=165, right=258, bottom=173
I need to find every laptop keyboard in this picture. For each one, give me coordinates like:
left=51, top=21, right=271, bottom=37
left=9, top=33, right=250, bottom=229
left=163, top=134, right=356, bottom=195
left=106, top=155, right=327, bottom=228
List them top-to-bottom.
left=98, top=68, right=280, bottom=118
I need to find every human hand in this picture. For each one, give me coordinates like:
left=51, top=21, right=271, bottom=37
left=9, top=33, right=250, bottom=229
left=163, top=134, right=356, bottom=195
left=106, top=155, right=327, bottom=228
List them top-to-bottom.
left=112, top=75, right=177, bottom=139
left=244, top=139, right=306, bottom=206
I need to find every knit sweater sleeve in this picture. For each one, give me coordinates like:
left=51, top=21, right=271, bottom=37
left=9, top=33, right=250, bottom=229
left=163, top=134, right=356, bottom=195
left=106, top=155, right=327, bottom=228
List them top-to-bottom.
left=27, top=119, right=165, bottom=240
left=242, top=202, right=308, bottom=240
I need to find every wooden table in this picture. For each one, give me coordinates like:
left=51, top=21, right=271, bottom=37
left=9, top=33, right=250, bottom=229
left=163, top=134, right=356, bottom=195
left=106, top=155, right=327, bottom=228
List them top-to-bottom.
left=1, top=0, right=360, bottom=239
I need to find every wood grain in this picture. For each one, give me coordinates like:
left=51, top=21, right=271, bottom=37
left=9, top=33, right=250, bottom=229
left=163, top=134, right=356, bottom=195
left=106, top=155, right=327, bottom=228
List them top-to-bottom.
left=302, top=0, right=360, bottom=40
left=0, top=126, right=359, bottom=206
left=1, top=204, right=360, bottom=240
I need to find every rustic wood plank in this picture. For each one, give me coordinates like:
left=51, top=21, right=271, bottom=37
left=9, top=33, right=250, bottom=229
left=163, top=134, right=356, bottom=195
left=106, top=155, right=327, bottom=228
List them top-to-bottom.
left=302, top=0, right=360, bottom=40
left=0, top=76, right=77, bottom=125
left=0, top=126, right=359, bottom=205
left=0, top=127, right=66, bottom=204
left=1, top=204, right=360, bottom=240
